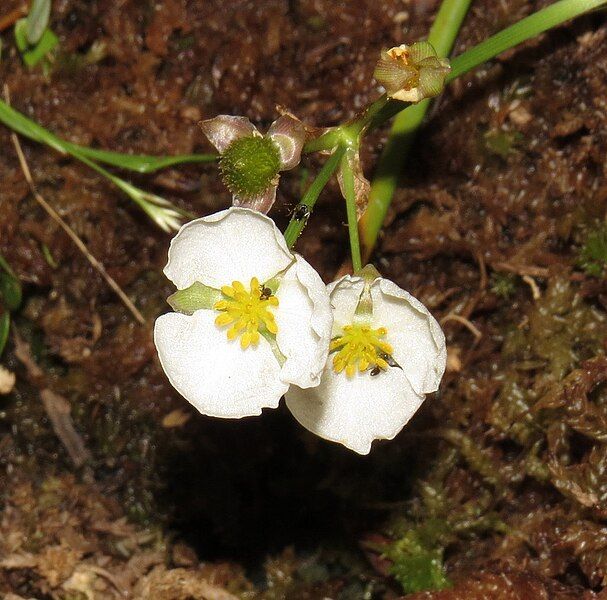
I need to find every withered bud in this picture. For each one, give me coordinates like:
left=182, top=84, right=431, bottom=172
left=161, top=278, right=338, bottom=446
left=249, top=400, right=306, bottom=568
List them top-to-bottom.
left=374, top=41, right=450, bottom=103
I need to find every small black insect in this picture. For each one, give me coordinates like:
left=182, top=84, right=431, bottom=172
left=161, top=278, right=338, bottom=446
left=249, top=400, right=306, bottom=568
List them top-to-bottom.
left=292, top=203, right=310, bottom=221
left=259, top=285, right=273, bottom=301
left=379, top=352, right=402, bottom=370
left=369, top=353, right=402, bottom=377
left=369, top=366, right=383, bottom=377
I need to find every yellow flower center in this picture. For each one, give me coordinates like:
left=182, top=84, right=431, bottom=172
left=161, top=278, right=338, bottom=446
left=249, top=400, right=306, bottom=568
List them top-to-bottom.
left=213, top=277, right=279, bottom=349
left=330, top=323, right=394, bottom=377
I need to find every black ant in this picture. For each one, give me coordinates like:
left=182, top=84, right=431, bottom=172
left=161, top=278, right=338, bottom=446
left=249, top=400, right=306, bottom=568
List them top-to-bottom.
left=259, top=285, right=273, bottom=301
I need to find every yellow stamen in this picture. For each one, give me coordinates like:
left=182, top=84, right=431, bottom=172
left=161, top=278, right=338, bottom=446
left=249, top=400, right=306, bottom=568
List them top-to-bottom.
left=213, top=277, right=279, bottom=348
left=330, top=323, right=394, bottom=377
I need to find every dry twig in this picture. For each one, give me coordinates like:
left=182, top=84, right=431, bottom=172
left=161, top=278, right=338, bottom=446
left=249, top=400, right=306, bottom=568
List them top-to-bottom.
left=0, top=6, right=27, bottom=32
left=4, top=88, right=145, bottom=324
left=522, top=274, right=541, bottom=300
left=440, top=313, right=482, bottom=340
left=13, top=330, right=91, bottom=468
left=41, top=389, right=91, bottom=468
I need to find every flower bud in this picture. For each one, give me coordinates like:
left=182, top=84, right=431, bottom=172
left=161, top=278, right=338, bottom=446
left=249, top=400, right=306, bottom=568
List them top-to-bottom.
left=374, top=41, right=450, bottom=103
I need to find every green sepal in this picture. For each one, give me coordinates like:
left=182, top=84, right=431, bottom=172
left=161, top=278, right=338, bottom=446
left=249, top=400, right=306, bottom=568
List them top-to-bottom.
left=408, top=41, right=439, bottom=63
left=357, top=263, right=381, bottom=282
left=350, top=264, right=379, bottom=320
left=263, top=276, right=282, bottom=295
left=167, top=282, right=223, bottom=315
left=260, top=330, right=286, bottom=366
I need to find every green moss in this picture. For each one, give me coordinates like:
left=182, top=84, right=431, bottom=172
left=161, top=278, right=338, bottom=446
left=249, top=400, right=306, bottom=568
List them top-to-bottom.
left=482, top=128, right=523, bottom=159
left=578, top=227, right=607, bottom=277
left=490, top=272, right=517, bottom=298
left=490, top=277, right=606, bottom=447
left=384, top=521, right=451, bottom=594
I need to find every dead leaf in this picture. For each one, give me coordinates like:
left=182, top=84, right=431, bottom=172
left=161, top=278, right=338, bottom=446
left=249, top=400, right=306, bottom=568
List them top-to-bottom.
left=162, top=409, right=191, bottom=428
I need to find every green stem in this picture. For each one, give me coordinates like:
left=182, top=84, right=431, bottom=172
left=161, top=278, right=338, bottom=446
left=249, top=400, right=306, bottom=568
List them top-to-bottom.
left=360, top=0, right=472, bottom=259
left=360, top=0, right=607, bottom=259
left=303, top=94, right=396, bottom=154
left=284, top=146, right=346, bottom=248
left=341, top=150, right=363, bottom=272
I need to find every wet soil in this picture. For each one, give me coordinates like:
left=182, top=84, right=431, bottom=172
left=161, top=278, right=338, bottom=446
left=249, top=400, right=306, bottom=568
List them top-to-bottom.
left=2, top=0, right=607, bottom=598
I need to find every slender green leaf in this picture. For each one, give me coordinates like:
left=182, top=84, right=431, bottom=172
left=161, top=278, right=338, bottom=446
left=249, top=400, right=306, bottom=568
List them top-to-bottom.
left=26, top=0, right=52, bottom=45
left=449, top=0, right=607, bottom=81
left=15, top=19, right=58, bottom=67
left=0, top=99, right=217, bottom=173
left=63, top=144, right=218, bottom=173
left=41, top=243, right=59, bottom=269
left=0, top=254, right=16, bottom=279
left=0, top=254, right=22, bottom=313
left=0, top=273, right=22, bottom=312
left=0, top=312, right=10, bottom=357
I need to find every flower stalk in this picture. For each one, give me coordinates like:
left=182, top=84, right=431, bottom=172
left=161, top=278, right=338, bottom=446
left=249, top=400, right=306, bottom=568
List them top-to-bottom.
left=341, top=150, right=363, bottom=273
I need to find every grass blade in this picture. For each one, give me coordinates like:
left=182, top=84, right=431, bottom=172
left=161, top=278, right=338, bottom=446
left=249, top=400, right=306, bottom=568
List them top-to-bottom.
left=26, top=0, right=51, bottom=45
left=449, top=0, right=607, bottom=81
left=0, top=99, right=217, bottom=173
left=64, top=144, right=218, bottom=173
left=0, top=312, right=9, bottom=357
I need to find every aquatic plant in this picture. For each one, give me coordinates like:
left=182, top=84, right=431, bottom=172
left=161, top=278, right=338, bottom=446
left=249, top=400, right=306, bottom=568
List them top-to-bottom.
left=2, top=0, right=607, bottom=595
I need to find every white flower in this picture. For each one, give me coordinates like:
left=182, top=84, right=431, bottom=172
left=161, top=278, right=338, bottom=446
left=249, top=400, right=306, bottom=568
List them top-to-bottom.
left=154, top=207, right=332, bottom=418
left=285, top=270, right=446, bottom=454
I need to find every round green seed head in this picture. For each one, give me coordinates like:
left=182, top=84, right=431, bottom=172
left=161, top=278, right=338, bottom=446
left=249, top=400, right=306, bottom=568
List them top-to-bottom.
left=220, top=136, right=281, bottom=197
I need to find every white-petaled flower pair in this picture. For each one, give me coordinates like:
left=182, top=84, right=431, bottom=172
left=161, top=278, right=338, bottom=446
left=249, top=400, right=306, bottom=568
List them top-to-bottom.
left=154, top=208, right=446, bottom=453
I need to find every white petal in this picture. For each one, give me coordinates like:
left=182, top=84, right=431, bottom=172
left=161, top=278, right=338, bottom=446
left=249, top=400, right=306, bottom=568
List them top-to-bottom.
left=199, top=115, right=257, bottom=153
left=267, top=115, right=306, bottom=171
left=232, top=185, right=277, bottom=214
left=164, top=207, right=293, bottom=290
left=275, top=255, right=332, bottom=388
left=327, top=275, right=365, bottom=331
left=370, top=278, right=446, bottom=395
left=154, top=310, right=288, bottom=418
left=286, top=364, right=424, bottom=455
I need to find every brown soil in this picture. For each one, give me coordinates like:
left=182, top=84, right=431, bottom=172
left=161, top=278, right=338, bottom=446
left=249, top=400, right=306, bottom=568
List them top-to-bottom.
left=2, top=0, right=607, bottom=598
